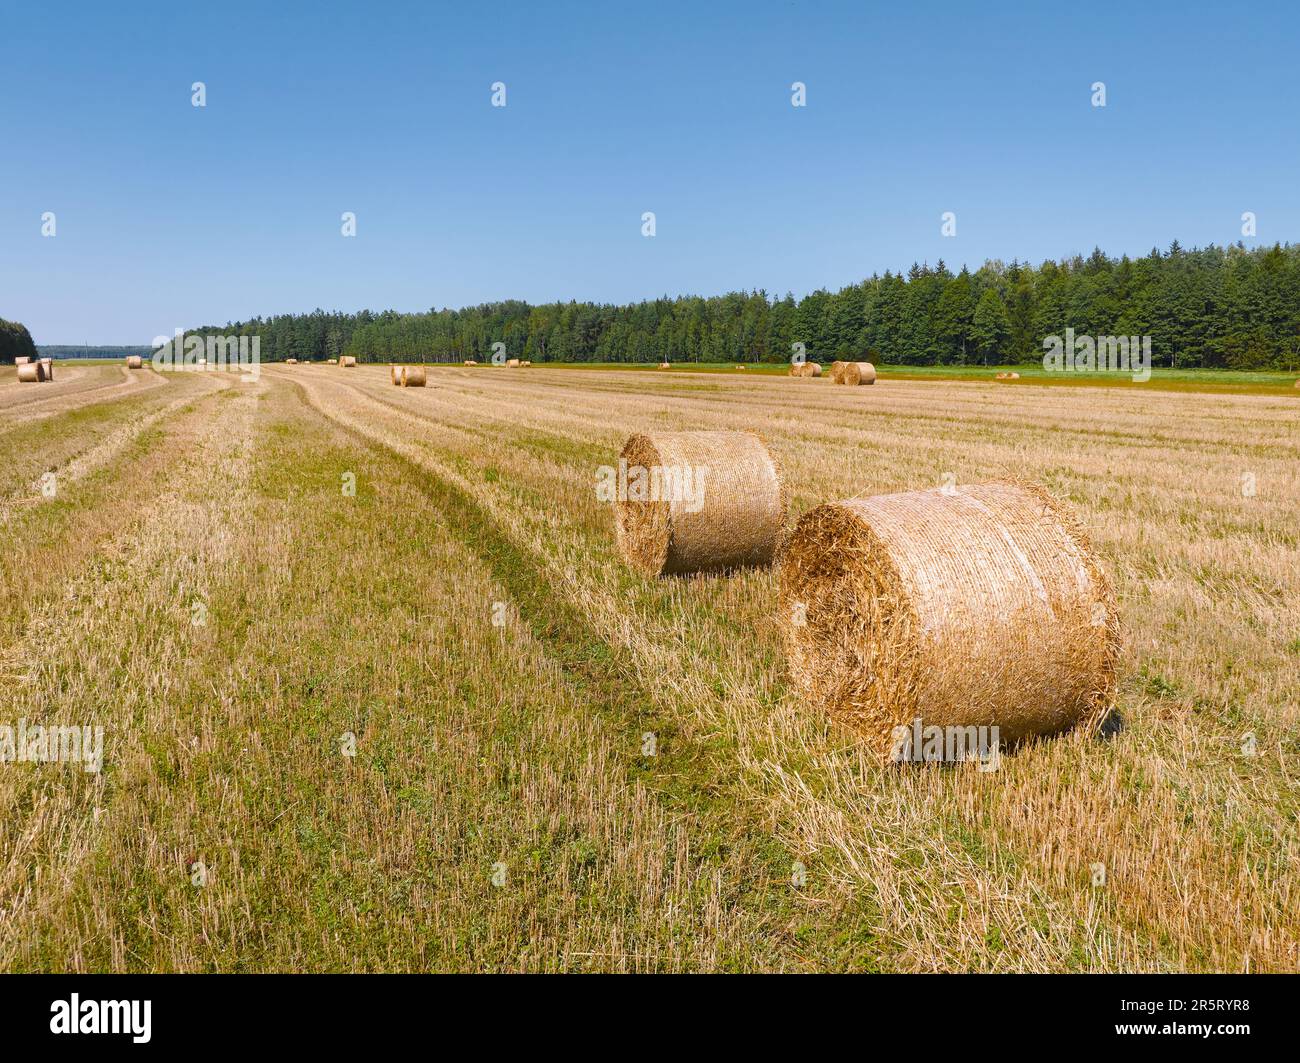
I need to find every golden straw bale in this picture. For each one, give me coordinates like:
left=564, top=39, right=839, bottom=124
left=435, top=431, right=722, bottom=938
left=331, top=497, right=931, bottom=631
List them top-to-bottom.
left=125, top=355, right=143, bottom=369
left=15, top=356, right=30, bottom=365
left=340, top=356, right=357, bottom=367
left=40, top=358, right=53, bottom=380
left=285, top=358, right=298, bottom=364
left=505, top=358, right=521, bottom=367
left=463, top=360, right=478, bottom=366
left=658, top=361, right=671, bottom=369
left=829, top=361, right=847, bottom=383
left=841, top=361, right=876, bottom=386
left=17, top=363, right=41, bottom=383
left=390, top=364, right=400, bottom=385
left=401, top=365, right=427, bottom=387
left=613, top=431, right=786, bottom=577
left=778, top=479, right=1120, bottom=757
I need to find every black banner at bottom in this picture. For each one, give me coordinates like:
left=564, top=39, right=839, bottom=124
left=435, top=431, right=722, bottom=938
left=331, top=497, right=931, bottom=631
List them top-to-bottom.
left=0, top=973, right=1287, bottom=1050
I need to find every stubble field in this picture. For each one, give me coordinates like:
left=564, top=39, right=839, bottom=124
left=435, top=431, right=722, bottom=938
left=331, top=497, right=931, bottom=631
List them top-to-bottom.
left=1, top=361, right=1297, bottom=972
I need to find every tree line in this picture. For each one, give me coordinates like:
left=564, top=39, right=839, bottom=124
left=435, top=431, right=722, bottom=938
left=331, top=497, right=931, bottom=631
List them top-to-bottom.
left=176, top=240, right=1300, bottom=372
left=0, top=318, right=38, bottom=364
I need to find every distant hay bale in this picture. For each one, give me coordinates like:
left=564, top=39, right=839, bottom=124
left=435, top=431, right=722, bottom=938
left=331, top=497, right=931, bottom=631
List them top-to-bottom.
left=125, top=355, right=143, bottom=369
left=15, top=356, right=30, bottom=365
left=340, top=356, right=357, bottom=368
left=285, top=357, right=298, bottom=364
left=40, top=358, right=53, bottom=381
left=505, top=358, right=521, bottom=368
left=463, top=360, right=478, bottom=366
left=521, top=360, right=532, bottom=367
left=658, top=361, right=671, bottom=369
left=840, top=361, right=876, bottom=386
left=790, top=362, right=822, bottom=378
left=17, top=363, right=41, bottom=383
left=735, top=364, right=746, bottom=370
left=401, top=365, right=427, bottom=387
left=996, top=371, right=1020, bottom=381
left=1295, top=379, right=1300, bottom=389
left=613, top=431, right=786, bottom=577
left=778, top=479, right=1120, bottom=757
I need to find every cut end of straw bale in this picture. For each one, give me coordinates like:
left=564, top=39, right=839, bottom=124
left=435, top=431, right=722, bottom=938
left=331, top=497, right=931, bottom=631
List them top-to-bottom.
left=839, top=362, right=876, bottom=386
left=614, top=430, right=787, bottom=577
left=778, top=479, right=1120, bottom=757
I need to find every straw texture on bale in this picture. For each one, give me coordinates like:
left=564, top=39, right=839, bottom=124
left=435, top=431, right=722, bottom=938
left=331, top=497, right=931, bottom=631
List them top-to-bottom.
left=125, top=355, right=143, bottom=369
left=340, top=355, right=357, bottom=368
left=15, top=356, right=30, bottom=365
left=829, top=361, right=847, bottom=383
left=839, top=361, right=876, bottom=386
left=790, top=362, right=822, bottom=378
left=17, top=363, right=41, bottom=383
left=390, top=364, right=400, bottom=385
left=400, top=365, right=427, bottom=387
left=614, top=431, right=786, bottom=577
left=778, top=479, right=1120, bottom=757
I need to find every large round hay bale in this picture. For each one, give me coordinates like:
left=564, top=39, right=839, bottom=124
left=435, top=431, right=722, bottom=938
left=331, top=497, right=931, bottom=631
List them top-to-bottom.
left=125, top=355, right=143, bottom=369
left=339, top=355, right=357, bottom=367
left=15, top=356, right=30, bottom=365
left=285, top=357, right=298, bottom=364
left=40, top=358, right=53, bottom=380
left=505, top=358, right=521, bottom=368
left=464, top=360, right=478, bottom=366
left=658, top=361, right=671, bottom=369
left=829, top=361, right=847, bottom=383
left=841, top=361, right=876, bottom=386
left=17, top=363, right=41, bottom=383
left=401, top=366, right=427, bottom=387
left=614, top=431, right=786, bottom=577
left=778, top=480, right=1119, bottom=756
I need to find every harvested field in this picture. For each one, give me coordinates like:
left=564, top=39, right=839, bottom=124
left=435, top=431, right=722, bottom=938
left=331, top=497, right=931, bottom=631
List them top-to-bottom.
left=1, top=361, right=1297, bottom=973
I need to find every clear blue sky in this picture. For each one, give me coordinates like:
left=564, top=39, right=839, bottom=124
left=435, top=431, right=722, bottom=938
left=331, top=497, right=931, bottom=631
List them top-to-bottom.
left=2, top=0, right=1295, bottom=344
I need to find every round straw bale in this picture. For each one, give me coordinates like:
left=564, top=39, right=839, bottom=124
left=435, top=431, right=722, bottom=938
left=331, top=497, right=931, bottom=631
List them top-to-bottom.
left=125, top=355, right=143, bottom=369
left=340, top=355, right=357, bottom=367
left=15, top=356, right=30, bottom=365
left=285, top=357, right=298, bottom=364
left=40, top=358, right=53, bottom=380
left=505, top=358, right=521, bottom=368
left=464, top=359, right=478, bottom=366
left=521, top=360, right=531, bottom=367
left=658, top=361, right=671, bottom=369
left=829, top=361, right=847, bottom=383
left=841, top=361, right=876, bottom=386
left=17, top=363, right=41, bottom=382
left=390, top=364, right=400, bottom=385
left=735, top=364, right=746, bottom=370
left=401, top=365, right=427, bottom=387
left=1295, top=379, right=1300, bottom=388
left=614, top=431, right=786, bottom=576
left=778, top=479, right=1119, bottom=756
